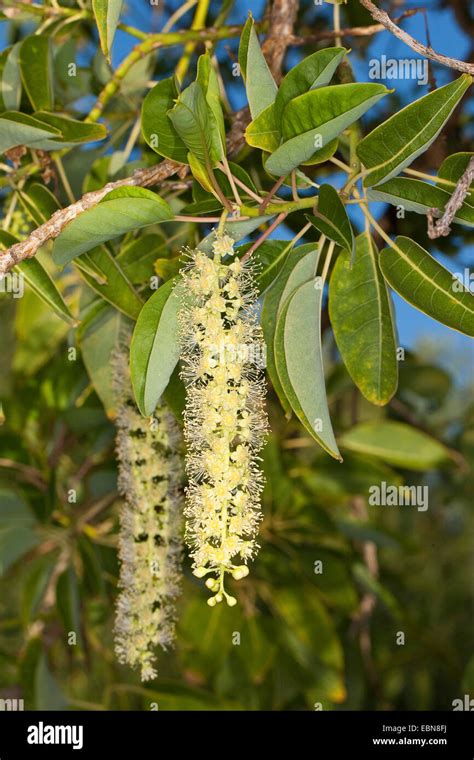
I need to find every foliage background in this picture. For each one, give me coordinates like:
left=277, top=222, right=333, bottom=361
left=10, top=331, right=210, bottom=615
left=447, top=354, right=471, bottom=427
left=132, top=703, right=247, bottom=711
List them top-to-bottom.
left=0, top=0, right=473, bottom=711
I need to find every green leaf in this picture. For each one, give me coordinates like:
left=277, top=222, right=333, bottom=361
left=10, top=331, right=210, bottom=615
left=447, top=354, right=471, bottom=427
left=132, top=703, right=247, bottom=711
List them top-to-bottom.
left=92, top=0, right=124, bottom=62
left=239, top=15, right=277, bottom=118
left=19, top=35, right=53, bottom=111
left=0, top=43, right=21, bottom=111
left=274, top=47, right=347, bottom=127
left=197, top=52, right=226, bottom=155
left=357, top=75, right=472, bottom=187
left=141, top=76, right=188, bottom=163
left=168, top=81, right=222, bottom=166
left=266, top=83, right=388, bottom=176
left=245, top=104, right=280, bottom=153
left=0, top=111, right=60, bottom=153
left=33, top=112, right=107, bottom=146
left=438, top=151, right=474, bottom=195
left=367, top=177, right=474, bottom=227
left=306, top=184, right=355, bottom=258
left=52, top=187, right=173, bottom=264
left=0, top=230, right=75, bottom=325
left=116, top=232, right=167, bottom=284
left=329, top=233, right=398, bottom=405
left=379, top=236, right=474, bottom=337
left=235, top=239, right=291, bottom=294
left=261, top=243, right=318, bottom=412
left=77, top=246, right=143, bottom=320
left=130, top=278, right=183, bottom=416
left=275, top=279, right=341, bottom=460
left=78, top=303, right=126, bottom=417
left=339, top=421, right=448, bottom=470
left=0, top=489, right=40, bottom=576
left=56, top=566, right=83, bottom=646
left=35, top=654, right=68, bottom=710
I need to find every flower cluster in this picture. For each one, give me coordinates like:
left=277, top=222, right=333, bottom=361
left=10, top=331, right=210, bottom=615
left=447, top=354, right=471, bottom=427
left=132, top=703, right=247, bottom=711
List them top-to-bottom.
left=179, top=233, right=268, bottom=606
left=114, top=372, right=183, bottom=681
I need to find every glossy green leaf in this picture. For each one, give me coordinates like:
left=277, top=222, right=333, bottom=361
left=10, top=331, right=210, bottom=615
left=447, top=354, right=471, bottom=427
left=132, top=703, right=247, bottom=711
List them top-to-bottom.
left=92, top=0, right=124, bottom=62
left=239, top=15, right=277, bottom=118
left=19, top=35, right=53, bottom=111
left=274, top=47, right=347, bottom=127
left=357, top=75, right=472, bottom=187
left=141, top=76, right=188, bottom=163
left=168, top=81, right=222, bottom=166
left=266, top=83, right=388, bottom=176
left=0, top=112, right=60, bottom=153
left=438, top=151, right=474, bottom=194
left=368, top=176, right=473, bottom=227
left=307, top=184, right=355, bottom=259
left=52, top=187, right=173, bottom=265
left=329, top=233, right=398, bottom=405
left=379, top=236, right=474, bottom=337
left=130, top=278, right=183, bottom=416
left=275, top=279, right=341, bottom=460
left=340, top=421, right=448, bottom=470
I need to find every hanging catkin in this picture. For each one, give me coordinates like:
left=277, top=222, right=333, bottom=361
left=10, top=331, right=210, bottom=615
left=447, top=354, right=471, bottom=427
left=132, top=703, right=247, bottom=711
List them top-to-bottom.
left=179, top=233, right=268, bottom=606
left=114, top=356, right=183, bottom=682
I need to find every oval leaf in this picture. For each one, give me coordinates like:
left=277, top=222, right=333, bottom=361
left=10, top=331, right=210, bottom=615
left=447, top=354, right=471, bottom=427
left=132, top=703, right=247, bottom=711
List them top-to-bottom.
left=92, top=0, right=123, bottom=62
left=239, top=16, right=277, bottom=119
left=19, top=35, right=53, bottom=111
left=357, top=75, right=472, bottom=187
left=141, top=76, right=188, bottom=163
left=266, top=83, right=388, bottom=176
left=368, top=177, right=474, bottom=227
left=307, top=184, right=355, bottom=259
left=52, top=187, right=173, bottom=265
left=329, top=233, right=398, bottom=405
left=379, top=236, right=474, bottom=337
left=130, top=278, right=183, bottom=416
left=275, top=279, right=341, bottom=460
left=340, top=421, right=448, bottom=470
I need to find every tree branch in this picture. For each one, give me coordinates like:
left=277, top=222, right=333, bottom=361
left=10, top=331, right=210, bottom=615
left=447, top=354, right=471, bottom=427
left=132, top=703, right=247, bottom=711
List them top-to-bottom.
left=359, top=0, right=474, bottom=75
left=427, top=156, right=474, bottom=239
left=0, top=161, right=182, bottom=276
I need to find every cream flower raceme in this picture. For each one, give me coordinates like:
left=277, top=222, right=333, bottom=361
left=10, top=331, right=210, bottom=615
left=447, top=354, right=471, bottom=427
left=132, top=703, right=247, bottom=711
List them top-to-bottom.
left=179, top=233, right=268, bottom=606
left=114, top=364, right=183, bottom=682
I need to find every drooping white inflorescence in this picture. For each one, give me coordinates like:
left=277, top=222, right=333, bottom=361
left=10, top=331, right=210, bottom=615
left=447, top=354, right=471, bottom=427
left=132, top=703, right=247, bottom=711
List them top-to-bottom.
left=179, top=233, right=268, bottom=606
left=114, top=361, right=183, bottom=682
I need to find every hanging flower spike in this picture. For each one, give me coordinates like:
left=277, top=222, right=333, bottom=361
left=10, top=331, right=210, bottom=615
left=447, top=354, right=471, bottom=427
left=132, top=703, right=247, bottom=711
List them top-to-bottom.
left=179, top=233, right=268, bottom=607
left=114, top=361, right=184, bottom=682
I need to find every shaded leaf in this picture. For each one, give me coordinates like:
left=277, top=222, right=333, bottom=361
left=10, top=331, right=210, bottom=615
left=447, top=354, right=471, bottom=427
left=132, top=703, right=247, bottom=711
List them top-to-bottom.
left=92, top=0, right=124, bottom=62
left=239, top=15, right=277, bottom=118
left=19, top=35, right=53, bottom=111
left=141, top=76, right=188, bottom=163
left=367, top=177, right=473, bottom=227
left=307, top=184, right=355, bottom=259
left=130, top=278, right=183, bottom=416
left=339, top=421, right=448, bottom=470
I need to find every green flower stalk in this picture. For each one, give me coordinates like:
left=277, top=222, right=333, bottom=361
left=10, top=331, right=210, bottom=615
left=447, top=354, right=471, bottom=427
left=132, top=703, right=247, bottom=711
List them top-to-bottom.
left=179, top=234, right=268, bottom=607
left=114, top=367, right=183, bottom=682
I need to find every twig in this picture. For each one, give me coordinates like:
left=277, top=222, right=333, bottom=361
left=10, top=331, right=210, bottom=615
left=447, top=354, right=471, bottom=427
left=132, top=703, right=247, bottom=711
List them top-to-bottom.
left=262, top=0, right=299, bottom=82
left=359, top=0, right=474, bottom=75
left=427, top=156, right=474, bottom=239
left=241, top=212, right=287, bottom=262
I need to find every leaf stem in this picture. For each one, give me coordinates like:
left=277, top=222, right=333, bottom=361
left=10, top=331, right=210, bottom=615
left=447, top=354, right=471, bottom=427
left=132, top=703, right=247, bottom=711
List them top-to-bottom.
left=241, top=212, right=287, bottom=263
